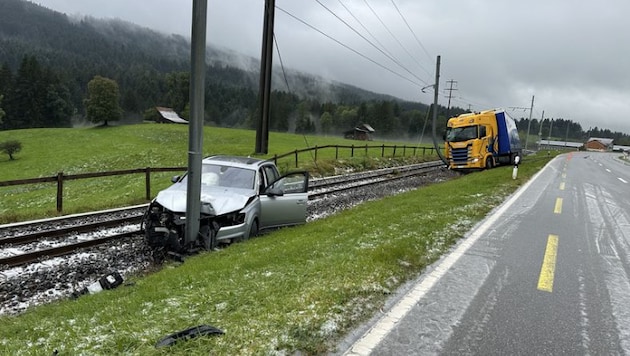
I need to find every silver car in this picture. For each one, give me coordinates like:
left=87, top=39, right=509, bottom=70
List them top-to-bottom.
left=143, top=155, right=309, bottom=253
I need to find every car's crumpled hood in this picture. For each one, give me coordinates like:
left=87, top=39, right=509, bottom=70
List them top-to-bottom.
left=154, top=183, right=255, bottom=215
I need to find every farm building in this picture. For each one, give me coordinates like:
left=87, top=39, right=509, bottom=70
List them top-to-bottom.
left=155, top=107, right=188, bottom=124
left=344, top=123, right=375, bottom=141
left=584, top=137, right=614, bottom=152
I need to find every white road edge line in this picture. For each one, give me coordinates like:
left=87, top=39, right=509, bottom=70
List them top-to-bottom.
left=343, top=158, right=556, bottom=356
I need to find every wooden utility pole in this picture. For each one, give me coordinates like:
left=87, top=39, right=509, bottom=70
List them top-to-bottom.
left=255, top=0, right=275, bottom=154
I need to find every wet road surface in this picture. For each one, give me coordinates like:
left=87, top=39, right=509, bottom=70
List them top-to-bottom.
left=339, top=152, right=630, bottom=355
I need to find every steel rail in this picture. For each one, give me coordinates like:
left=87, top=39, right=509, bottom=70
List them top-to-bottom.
left=309, top=163, right=443, bottom=199
left=0, top=216, right=143, bottom=247
left=0, top=231, right=140, bottom=268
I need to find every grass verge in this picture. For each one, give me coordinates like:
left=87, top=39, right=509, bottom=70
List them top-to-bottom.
left=0, top=152, right=558, bottom=355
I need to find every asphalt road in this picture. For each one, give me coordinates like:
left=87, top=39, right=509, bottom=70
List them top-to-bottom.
left=338, top=152, right=630, bottom=355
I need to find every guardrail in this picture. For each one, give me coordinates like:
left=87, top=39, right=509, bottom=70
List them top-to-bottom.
left=0, top=144, right=438, bottom=213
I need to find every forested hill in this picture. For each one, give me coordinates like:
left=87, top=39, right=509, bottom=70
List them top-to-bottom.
left=0, top=0, right=436, bottom=136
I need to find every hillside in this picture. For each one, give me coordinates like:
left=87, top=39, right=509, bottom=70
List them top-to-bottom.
left=0, top=0, right=412, bottom=107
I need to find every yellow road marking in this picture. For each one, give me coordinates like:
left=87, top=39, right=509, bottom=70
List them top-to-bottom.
left=559, top=182, right=565, bottom=190
left=554, top=198, right=563, bottom=214
left=538, top=234, right=559, bottom=293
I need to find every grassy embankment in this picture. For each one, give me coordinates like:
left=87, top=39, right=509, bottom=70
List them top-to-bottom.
left=0, top=123, right=436, bottom=223
left=0, top=124, right=560, bottom=355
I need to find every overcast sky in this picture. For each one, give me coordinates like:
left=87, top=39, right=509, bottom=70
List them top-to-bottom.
left=36, top=0, right=630, bottom=135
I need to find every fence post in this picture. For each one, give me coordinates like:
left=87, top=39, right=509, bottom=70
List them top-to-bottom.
left=365, top=144, right=368, bottom=156
left=381, top=144, right=385, bottom=157
left=314, top=145, right=318, bottom=162
left=351, top=145, right=355, bottom=157
left=393, top=145, right=397, bottom=157
left=403, top=145, right=407, bottom=156
left=335, top=146, right=339, bottom=160
left=413, top=146, right=417, bottom=156
left=423, top=147, right=426, bottom=156
left=294, top=150, right=298, bottom=168
left=273, top=154, right=278, bottom=165
left=145, top=167, right=151, bottom=200
left=56, top=172, right=64, bottom=212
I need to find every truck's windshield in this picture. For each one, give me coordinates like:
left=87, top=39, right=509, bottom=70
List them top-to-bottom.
left=445, top=125, right=478, bottom=142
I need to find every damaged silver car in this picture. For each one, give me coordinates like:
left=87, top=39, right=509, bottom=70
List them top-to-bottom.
left=143, top=155, right=309, bottom=254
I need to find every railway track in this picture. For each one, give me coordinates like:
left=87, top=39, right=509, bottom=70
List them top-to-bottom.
left=0, top=161, right=446, bottom=268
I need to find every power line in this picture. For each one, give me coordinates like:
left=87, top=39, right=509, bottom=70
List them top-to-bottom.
left=313, top=0, right=429, bottom=86
left=336, top=0, right=396, bottom=66
left=362, top=0, right=431, bottom=78
left=389, top=0, right=434, bottom=65
left=275, top=5, right=427, bottom=88
left=273, top=33, right=291, bottom=92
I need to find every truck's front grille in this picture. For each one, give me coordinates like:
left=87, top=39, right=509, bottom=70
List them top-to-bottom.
left=451, top=147, right=470, bottom=164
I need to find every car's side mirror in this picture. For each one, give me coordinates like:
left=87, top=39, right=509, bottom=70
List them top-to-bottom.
left=171, top=175, right=181, bottom=183
left=265, top=188, right=284, bottom=197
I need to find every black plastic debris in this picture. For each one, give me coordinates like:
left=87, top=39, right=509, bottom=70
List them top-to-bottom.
left=72, top=271, right=124, bottom=298
left=155, top=324, right=224, bottom=348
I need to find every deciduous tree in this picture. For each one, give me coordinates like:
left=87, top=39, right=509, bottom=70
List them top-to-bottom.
left=84, top=76, right=122, bottom=126
left=0, top=140, right=21, bottom=160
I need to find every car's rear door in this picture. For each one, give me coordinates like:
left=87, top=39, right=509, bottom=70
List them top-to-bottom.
left=259, top=172, right=309, bottom=228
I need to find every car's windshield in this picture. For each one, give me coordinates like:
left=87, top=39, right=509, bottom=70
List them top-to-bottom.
left=445, top=125, right=479, bottom=142
left=181, top=164, right=256, bottom=190
left=203, top=164, right=256, bottom=189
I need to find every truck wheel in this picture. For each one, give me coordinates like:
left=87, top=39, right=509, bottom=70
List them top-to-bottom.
left=485, top=158, right=493, bottom=170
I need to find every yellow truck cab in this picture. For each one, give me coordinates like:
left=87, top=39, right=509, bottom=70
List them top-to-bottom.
left=444, top=109, right=521, bottom=170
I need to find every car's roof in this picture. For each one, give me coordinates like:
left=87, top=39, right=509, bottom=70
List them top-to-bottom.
left=202, top=155, right=271, bottom=170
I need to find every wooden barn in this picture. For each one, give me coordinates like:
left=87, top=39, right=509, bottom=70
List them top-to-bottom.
left=155, top=107, right=188, bottom=124
left=344, top=123, right=375, bottom=141
left=584, top=137, right=614, bottom=152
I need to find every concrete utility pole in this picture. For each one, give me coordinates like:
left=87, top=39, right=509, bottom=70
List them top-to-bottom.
left=185, top=0, right=208, bottom=245
left=255, top=0, right=276, bottom=154
left=445, top=79, right=457, bottom=119
left=524, top=95, right=534, bottom=151
left=537, top=110, right=544, bottom=150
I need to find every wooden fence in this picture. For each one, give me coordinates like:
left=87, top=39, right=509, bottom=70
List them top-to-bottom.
left=0, top=144, right=438, bottom=213
left=271, top=144, right=438, bottom=167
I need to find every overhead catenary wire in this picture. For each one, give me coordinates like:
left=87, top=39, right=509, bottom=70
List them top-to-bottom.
left=313, top=0, right=430, bottom=86
left=335, top=0, right=399, bottom=70
left=361, top=0, right=432, bottom=78
left=390, top=0, right=434, bottom=65
left=275, top=5, right=427, bottom=89
left=272, top=32, right=319, bottom=170
left=273, top=33, right=291, bottom=92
